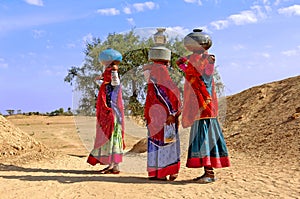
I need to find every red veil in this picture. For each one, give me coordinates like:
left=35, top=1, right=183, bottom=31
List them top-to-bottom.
left=177, top=53, right=218, bottom=128
left=144, top=62, right=181, bottom=140
left=93, top=67, right=125, bottom=149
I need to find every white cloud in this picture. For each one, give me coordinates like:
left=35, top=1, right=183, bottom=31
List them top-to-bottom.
left=24, top=0, right=43, bottom=6
left=183, top=0, right=202, bottom=6
left=262, top=0, right=269, bottom=4
left=273, top=0, right=295, bottom=6
left=274, top=0, right=281, bottom=6
left=133, top=1, right=156, bottom=12
left=122, top=2, right=158, bottom=14
left=210, top=2, right=270, bottom=30
left=278, top=4, right=300, bottom=16
left=251, top=5, right=268, bottom=18
left=123, top=7, right=132, bottom=14
left=96, top=8, right=120, bottom=16
left=229, top=10, right=258, bottom=25
left=127, top=18, right=135, bottom=26
left=210, top=20, right=229, bottom=30
left=166, top=26, right=189, bottom=38
left=130, top=27, right=187, bottom=41
left=129, top=28, right=155, bottom=40
left=32, top=29, right=45, bottom=39
left=46, top=40, right=53, bottom=49
left=66, top=43, right=76, bottom=49
left=233, top=44, right=246, bottom=50
left=281, top=46, right=300, bottom=56
left=281, top=50, right=297, bottom=56
left=28, top=52, right=37, bottom=57
left=261, top=52, right=271, bottom=58
left=0, top=58, right=8, bottom=68
left=230, top=62, right=240, bottom=68
left=42, top=68, right=65, bottom=77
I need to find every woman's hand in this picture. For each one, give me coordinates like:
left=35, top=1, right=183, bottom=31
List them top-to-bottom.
left=111, top=64, right=118, bottom=70
left=94, top=75, right=103, bottom=81
left=166, top=115, right=175, bottom=125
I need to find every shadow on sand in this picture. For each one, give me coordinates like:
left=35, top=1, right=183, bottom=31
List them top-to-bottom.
left=0, top=163, right=198, bottom=185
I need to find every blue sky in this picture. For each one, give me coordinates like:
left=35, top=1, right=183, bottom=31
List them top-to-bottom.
left=0, top=0, right=299, bottom=114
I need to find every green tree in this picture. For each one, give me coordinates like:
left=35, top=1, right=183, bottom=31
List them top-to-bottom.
left=58, top=108, right=64, bottom=115
left=6, top=109, right=15, bottom=115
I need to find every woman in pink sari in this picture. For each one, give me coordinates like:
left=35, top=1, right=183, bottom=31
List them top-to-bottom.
left=87, top=48, right=125, bottom=174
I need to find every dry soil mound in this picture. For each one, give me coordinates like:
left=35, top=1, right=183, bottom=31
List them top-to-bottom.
left=223, top=75, right=300, bottom=166
left=0, top=115, right=54, bottom=164
left=128, top=138, right=147, bottom=153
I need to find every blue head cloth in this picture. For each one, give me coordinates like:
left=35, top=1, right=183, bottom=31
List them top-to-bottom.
left=99, top=48, right=122, bottom=66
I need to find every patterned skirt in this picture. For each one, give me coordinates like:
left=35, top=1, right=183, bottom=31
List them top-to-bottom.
left=186, top=118, right=230, bottom=168
left=87, top=120, right=123, bottom=165
left=147, top=130, right=180, bottom=178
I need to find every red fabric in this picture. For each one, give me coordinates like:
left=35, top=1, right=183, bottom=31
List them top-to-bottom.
left=178, top=52, right=218, bottom=128
left=144, top=62, right=181, bottom=140
left=93, top=67, right=125, bottom=149
left=102, top=67, right=112, bottom=82
left=87, top=153, right=123, bottom=165
left=87, top=155, right=99, bottom=166
left=186, top=157, right=230, bottom=168
left=148, top=162, right=180, bottom=178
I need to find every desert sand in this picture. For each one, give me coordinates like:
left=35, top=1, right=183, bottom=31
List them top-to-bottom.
left=1, top=75, right=299, bottom=199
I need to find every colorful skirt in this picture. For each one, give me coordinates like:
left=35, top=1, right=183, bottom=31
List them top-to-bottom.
left=186, top=118, right=230, bottom=168
left=87, top=121, right=123, bottom=165
left=147, top=131, right=180, bottom=178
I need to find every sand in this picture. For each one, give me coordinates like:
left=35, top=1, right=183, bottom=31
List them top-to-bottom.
left=0, top=115, right=299, bottom=199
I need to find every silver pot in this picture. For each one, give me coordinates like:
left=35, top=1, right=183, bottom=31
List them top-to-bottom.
left=184, top=29, right=212, bottom=52
left=148, top=46, right=171, bottom=62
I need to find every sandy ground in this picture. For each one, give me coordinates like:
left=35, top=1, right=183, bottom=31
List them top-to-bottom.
left=1, top=115, right=299, bottom=199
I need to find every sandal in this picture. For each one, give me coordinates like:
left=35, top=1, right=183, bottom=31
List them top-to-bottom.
left=99, top=164, right=120, bottom=174
left=111, top=165, right=120, bottom=174
left=99, top=166, right=113, bottom=174
left=192, top=167, right=216, bottom=183
left=100, top=168, right=121, bottom=174
left=102, top=168, right=120, bottom=174
left=111, top=168, right=120, bottom=174
left=193, top=173, right=216, bottom=183
left=193, top=173, right=206, bottom=181
left=169, top=174, right=178, bottom=181
left=193, top=176, right=216, bottom=183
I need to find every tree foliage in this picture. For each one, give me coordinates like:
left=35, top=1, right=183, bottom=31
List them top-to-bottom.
left=6, top=110, right=15, bottom=115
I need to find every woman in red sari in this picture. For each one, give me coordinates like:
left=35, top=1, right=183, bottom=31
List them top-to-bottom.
left=177, top=29, right=230, bottom=183
left=144, top=46, right=181, bottom=181
left=87, top=48, right=125, bottom=174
